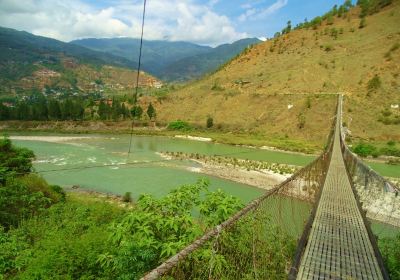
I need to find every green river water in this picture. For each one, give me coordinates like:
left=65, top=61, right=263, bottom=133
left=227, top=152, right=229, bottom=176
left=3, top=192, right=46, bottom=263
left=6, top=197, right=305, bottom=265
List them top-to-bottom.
left=12, top=134, right=399, bottom=237
left=12, top=134, right=318, bottom=202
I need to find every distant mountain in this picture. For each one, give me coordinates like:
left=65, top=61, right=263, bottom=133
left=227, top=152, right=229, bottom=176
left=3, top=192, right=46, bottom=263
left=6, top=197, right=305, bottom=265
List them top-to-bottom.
left=0, top=27, right=158, bottom=96
left=0, top=27, right=136, bottom=71
left=71, top=37, right=261, bottom=81
left=71, top=38, right=211, bottom=77
left=160, top=38, right=262, bottom=81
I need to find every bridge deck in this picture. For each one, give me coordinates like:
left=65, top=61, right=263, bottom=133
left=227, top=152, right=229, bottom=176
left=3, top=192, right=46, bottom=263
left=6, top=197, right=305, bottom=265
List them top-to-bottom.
left=296, top=101, right=384, bottom=279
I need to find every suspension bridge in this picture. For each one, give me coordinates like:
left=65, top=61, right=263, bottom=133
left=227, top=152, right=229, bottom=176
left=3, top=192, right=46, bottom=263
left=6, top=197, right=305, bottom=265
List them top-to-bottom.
left=141, top=95, right=399, bottom=280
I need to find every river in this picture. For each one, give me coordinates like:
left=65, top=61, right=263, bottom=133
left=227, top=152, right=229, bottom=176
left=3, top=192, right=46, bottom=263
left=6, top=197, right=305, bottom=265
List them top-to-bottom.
left=11, top=133, right=399, bottom=237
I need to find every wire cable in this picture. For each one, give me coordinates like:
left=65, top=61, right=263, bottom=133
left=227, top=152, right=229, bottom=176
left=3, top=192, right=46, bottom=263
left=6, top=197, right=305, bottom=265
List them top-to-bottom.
left=128, top=0, right=147, bottom=154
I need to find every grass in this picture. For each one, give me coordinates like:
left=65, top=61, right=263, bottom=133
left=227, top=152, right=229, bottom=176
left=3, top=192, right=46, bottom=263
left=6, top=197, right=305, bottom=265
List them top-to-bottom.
left=366, top=161, right=400, bottom=178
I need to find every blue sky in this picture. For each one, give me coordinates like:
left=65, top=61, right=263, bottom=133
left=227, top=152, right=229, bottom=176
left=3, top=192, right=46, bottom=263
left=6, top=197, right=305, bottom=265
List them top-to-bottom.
left=0, top=0, right=347, bottom=46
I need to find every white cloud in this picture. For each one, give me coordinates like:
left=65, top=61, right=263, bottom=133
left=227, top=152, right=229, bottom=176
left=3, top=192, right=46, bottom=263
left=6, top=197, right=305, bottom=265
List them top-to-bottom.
left=0, top=0, right=247, bottom=46
left=239, top=0, right=288, bottom=22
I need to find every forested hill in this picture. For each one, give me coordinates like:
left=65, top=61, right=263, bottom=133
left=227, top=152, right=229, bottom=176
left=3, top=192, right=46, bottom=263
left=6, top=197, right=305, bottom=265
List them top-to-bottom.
left=0, top=27, right=158, bottom=97
left=71, top=37, right=261, bottom=81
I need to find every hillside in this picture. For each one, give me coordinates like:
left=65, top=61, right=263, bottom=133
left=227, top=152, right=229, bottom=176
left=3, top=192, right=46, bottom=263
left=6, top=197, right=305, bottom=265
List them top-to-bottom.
left=155, top=1, right=400, bottom=151
left=0, top=27, right=159, bottom=97
left=71, top=37, right=261, bottom=81
left=160, top=38, right=261, bottom=81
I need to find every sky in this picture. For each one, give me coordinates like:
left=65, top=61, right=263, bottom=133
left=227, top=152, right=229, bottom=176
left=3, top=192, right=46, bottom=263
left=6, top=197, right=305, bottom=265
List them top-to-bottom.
left=0, top=0, right=347, bottom=46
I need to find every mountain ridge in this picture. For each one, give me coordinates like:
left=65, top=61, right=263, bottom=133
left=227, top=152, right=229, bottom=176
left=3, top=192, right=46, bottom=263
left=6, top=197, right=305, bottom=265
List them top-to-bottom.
left=71, top=37, right=261, bottom=81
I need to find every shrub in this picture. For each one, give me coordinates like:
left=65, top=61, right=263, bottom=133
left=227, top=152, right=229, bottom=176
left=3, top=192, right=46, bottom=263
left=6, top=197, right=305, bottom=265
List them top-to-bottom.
left=359, top=17, right=366, bottom=28
left=390, top=42, right=400, bottom=52
left=367, top=75, right=382, bottom=91
left=211, top=82, right=224, bottom=91
left=381, top=109, right=392, bottom=117
left=297, top=113, right=306, bottom=129
left=206, top=116, right=214, bottom=128
left=167, top=120, right=192, bottom=131
left=387, top=140, right=396, bottom=146
left=352, top=143, right=377, bottom=157
left=380, top=146, right=400, bottom=157
left=122, top=192, right=132, bottom=203
left=379, top=233, right=400, bottom=280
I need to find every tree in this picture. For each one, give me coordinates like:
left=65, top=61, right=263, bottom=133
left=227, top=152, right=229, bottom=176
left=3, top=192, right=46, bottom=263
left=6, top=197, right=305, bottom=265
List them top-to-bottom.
left=359, top=17, right=367, bottom=28
left=282, top=21, right=292, bottom=34
left=367, top=74, right=381, bottom=91
left=111, top=98, right=121, bottom=121
left=62, top=99, right=74, bottom=120
left=48, top=100, right=61, bottom=120
left=72, top=101, right=84, bottom=120
left=98, top=101, right=108, bottom=120
left=16, top=102, right=30, bottom=120
left=0, top=103, right=10, bottom=120
left=121, top=103, right=128, bottom=120
left=147, top=103, right=156, bottom=120
left=131, top=105, right=143, bottom=120
left=206, top=116, right=214, bottom=128
left=0, top=137, right=63, bottom=229
left=105, top=180, right=242, bottom=278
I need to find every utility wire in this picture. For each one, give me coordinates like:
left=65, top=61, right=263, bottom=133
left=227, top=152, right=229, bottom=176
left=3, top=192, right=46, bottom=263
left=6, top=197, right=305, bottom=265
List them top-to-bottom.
left=128, top=0, right=147, bottom=154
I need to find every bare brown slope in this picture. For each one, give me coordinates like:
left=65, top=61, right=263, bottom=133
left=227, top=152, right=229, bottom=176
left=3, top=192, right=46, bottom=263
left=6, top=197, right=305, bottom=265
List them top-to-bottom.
left=156, top=2, right=400, bottom=149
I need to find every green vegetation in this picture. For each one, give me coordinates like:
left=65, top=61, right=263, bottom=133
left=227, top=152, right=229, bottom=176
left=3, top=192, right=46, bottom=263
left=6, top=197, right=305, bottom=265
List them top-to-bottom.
left=358, top=0, right=393, bottom=17
left=359, top=17, right=367, bottom=28
left=367, top=74, right=382, bottom=91
left=0, top=94, right=134, bottom=122
left=146, top=103, right=156, bottom=120
left=131, top=105, right=144, bottom=120
left=377, top=108, right=400, bottom=125
left=297, top=112, right=306, bottom=129
left=206, top=116, right=214, bottom=128
left=167, top=120, right=193, bottom=131
left=0, top=137, right=250, bottom=279
left=0, top=137, right=65, bottom=229
left=351, top=141, right=400, bottom=158
left=352, top=142, right=378, bottom=157
left=122, top=191, right=132, bottom=203
left=379, top=234, right=400, bottom=280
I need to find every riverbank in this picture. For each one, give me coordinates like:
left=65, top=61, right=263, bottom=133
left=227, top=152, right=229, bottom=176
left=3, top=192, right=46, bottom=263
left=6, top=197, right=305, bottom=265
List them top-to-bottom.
left=0, top=120, right=322, bottom=154
left=9, top=135, right=93, bottom=143
left=160, top=151, right=400, bottom=226
left=159, top=152, right=295, bottom=191
left=65, top=187, right=134, bottom=209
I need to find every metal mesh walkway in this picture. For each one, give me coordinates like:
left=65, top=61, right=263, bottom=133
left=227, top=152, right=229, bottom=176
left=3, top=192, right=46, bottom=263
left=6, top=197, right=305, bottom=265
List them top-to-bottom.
left=296, top=98, right=384, bottom=279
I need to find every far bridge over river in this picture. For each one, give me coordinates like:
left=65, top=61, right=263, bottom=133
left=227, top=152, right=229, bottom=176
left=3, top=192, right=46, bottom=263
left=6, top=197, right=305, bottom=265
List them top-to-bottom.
left=142, top=95, right=399, bottom=280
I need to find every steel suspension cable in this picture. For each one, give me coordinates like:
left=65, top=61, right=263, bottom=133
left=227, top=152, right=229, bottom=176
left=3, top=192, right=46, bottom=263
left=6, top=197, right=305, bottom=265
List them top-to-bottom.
left=128, top=0, right=147, bottom=154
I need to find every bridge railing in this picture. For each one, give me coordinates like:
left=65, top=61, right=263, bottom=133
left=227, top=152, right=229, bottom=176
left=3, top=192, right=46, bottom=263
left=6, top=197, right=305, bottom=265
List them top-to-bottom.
left=140, top=116, right=337, bottom=280
left=340, top=137, right=400, bottom=227
left=141, top=155, right=330, bottom=279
